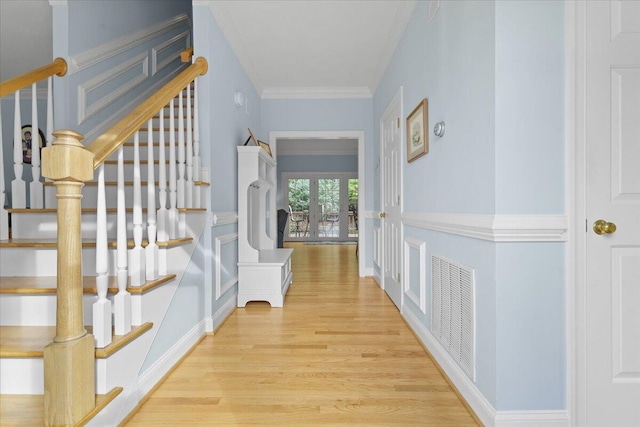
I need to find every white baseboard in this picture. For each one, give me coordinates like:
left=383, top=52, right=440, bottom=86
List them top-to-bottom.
left=363, top=267, right=374, bottom=277
left=207, top=294, right=237, bottom=333
left=402, top=307, right=496, bottom=426
left=402, top=308, right=569, bottom=427
left=137, top=318, right=206, bottom=397
left=495, top=411, right=569, bottom=427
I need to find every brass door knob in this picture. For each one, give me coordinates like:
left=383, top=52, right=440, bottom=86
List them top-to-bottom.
left=379, top=212, right=386, bottom=218
left=593, top=220, right=617, bottom=235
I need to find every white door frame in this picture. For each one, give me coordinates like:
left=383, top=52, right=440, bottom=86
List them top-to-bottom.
left=270, top=130, right=366, bottom=277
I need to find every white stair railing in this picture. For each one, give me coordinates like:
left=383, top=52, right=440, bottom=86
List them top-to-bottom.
left=193, top=78, right=201, bottom=209
left=30, top=83, right=43, bottom=208
left=186, top=84, right=194, bottom=208
left=12, top=90, right=26, bottom=208
left=177, top=90, right=186, bottom=212
left=168, top=99, right=178, bottom=239
left=0, top=105, right=8, bottom=240
left=145, top=119, right=159, bottom=281
left=129, top=131, right=146, bottom=286
left=115, top=146, right=132, bottom=335
left=93, top=164, right=112, bottom=347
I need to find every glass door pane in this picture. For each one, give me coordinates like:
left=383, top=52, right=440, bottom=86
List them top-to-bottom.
left=287, top=178, right=310, bottom=238
left=318, top=178, right=341, bottom=239
left=348, top=179, right=358, bottom=238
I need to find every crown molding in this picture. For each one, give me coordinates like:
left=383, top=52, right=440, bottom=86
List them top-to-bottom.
left=261, top=87, right=372, bottom=100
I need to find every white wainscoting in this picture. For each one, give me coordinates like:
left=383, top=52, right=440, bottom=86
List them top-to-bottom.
left=68, top=13, right=191, bottom=74
left=152, top=31, right=191, bottom=76
left=77, top=52, right=149, bottom=125
left=212, top=211, right=238, bottom=227
left=402, top=212, right=568, bottom=242
left=373, top=226, right=381, bottom=268
left=215, top=232, right=238, bottom=300
left=403, top=237, right=426, bottom=313
left=206, top=295, right=237, bottom=333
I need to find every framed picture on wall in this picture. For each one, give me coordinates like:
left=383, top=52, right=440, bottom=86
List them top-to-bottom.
left=406, top=98, right=428, bottom=162
left=20, top=125, right=46, bottom=165
left=258, top=140, right=273, bottom=157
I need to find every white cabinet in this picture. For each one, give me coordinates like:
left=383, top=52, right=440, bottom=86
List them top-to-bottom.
left=237, top=146, right=293, bottom=307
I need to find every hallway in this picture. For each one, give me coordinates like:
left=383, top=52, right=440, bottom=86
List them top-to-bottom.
left=126, top=243, right=478, bottom=425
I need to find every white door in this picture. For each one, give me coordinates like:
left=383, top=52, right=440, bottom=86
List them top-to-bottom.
left=584, top=1, right=640, bottom=425
left=381, top=90, right=402, bottom=309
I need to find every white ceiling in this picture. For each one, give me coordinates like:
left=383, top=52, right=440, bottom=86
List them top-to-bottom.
left=0, top=0, right=53, bottom=83
left=208, top=0, right=416, bottom=98
left=277, top=138, right=358, bottom=156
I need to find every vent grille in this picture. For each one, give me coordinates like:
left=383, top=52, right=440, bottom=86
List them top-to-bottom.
left=431, top=255, right=475, bottom=380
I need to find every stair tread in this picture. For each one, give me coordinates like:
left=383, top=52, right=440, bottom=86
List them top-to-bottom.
left=7, top=207, right=206, bottom=214
left=0, top=237, right=193, bottom=248
left=0, top=274, right=176, bottom=295
left=0, top=322, right=153, bottom=359
left=0, top=386, right=123, bottom=427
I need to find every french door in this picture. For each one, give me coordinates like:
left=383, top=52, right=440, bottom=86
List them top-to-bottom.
left=284, top=173, right=358, bottom=242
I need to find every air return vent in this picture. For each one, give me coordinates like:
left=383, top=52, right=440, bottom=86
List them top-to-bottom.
left=431, top=255, right=475, bottom=380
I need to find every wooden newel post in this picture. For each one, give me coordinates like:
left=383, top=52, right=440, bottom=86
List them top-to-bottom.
left=41, top=130, right=96, bottom=426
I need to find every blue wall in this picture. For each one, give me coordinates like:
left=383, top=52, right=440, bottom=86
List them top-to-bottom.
left=373, top=0, right=566, bottom=412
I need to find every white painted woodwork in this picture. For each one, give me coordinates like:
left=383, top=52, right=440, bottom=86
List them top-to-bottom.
left=584, top=2, right=640, bottom=425
left=46, top=77, right=53, bottom=149
left=193, top=78, right=201, bottom=208
left=29, top=83, right=43, bottom=208
left=185, top=84, right=194, bottom=208
left=380, top=88, right=402, bottom=309
left=12, top=89, right=26, bottom=208
left=177, top=90, right=186, bottom=212
left=168, top=99, right=178, bottom=239
left=0, top=103, right=8, bottom=240
left=157, top=107, right=169, bottom=243
left=145, top=119, right=159, bottom=282
left=129, top=131, right=146, bottom=286
left=115, top=146, right=132, bottom=335
left=237, top=146, right=293, bottom=307
left=93, top=164, right=112, bottom=348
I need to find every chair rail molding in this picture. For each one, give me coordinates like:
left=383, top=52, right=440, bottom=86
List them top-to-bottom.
left=68, top=13, right=191, bottom=75
left=212, top=211, right=238, bottom=227
left=401, top=212, right=568, bottom=242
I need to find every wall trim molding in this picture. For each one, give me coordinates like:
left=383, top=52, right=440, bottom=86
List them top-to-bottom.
left=68, top=13, right=191, bottom=75
left=152, top=30, right=191, bottom=76
left=77, top=52, right=149, bottom=125
left=261, top=87, right=372, bottom=99
left=212, top=211, right=238, bottom=226
left=402, top=212, right=568, bottom=242
left=215, top=232, right=238, bottom=300
left=404, top=237, right=426, bottom=313
left=206, top=295, right=237, bottom=333
left=137, top=318, right=206, bottom=397
left=494, top=411, right=570, bottom=427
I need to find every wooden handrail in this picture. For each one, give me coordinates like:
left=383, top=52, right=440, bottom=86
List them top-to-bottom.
left=87, top=56, right=208, bottom=169
left=0, top=57, right=67, bottom=97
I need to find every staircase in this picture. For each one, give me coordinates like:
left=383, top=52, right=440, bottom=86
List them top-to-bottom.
left=0, top=55, right=209, bottom=426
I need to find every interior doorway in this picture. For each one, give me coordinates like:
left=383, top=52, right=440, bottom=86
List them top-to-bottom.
left=269, top=131, right=366, bottom=277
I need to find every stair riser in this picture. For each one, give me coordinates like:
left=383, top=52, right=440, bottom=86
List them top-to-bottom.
left=45, top=184, right=202, bottom=209
left=12, top=212, right=140, bottom=239
left=0, top=246, right=160, bottom=276
left=0, top=293, right=102, bottom=326
left=0, top=359, right=43, bottom=394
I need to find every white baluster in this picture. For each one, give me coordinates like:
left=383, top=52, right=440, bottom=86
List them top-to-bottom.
left=43, top=77, right=55, bottom=207
left=193, top=78, right=201, bottom=209
left=30, top=83, right=43, bottom=208
left=186, top=84, right=194, bottom=208
left=12, top=90, right=26, bottom=208
left=177, top=90, right=186, bottom=211
left=168, top=99, right=178, bottom=239
left=0, top=104, right=8, bottom=240
left=157, top=107, right=169, bottom=243
left=146, top=119, right=159, bottom=280
left=129, top=131, right=145, bottom=286
left=115, top=146, right=131, bottom=335
left=93, top=164, right=112, bottom=347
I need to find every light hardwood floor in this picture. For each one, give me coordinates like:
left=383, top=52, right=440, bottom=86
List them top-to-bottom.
left=126, top=242, right=478, bottom=426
